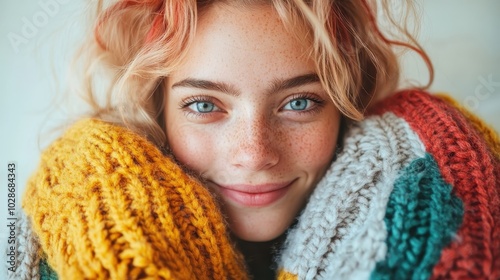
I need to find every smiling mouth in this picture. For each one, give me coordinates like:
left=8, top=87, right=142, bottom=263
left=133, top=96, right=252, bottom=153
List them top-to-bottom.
left=213, top=180, right=296, bottom=207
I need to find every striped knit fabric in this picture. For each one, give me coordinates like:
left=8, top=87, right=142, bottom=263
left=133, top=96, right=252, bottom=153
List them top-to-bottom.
left=7, top=90, right=499, bottom=279
left=371, top=91, right=500, bottom=279
left=277, top=112, right=429, bottom=279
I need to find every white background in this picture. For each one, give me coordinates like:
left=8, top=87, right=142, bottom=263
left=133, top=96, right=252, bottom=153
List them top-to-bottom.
left=1, top=0, right=499, bottom=277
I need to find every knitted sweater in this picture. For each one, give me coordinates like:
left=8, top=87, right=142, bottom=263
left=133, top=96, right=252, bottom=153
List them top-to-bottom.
left=7, top=90, right=500, bottom=279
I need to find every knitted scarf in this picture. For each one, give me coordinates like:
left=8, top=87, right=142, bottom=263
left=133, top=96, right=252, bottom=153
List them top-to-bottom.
left=8, top=90, right=500, bottom=279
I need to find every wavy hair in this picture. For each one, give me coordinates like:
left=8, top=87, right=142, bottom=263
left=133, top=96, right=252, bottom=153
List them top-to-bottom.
left=70, top=0, right=433, bottom=148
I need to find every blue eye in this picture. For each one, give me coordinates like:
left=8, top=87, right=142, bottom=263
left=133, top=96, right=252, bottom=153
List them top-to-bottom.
left=284, top=98, right=311, bottom=111
left=188, top=101, right=217, bottom=113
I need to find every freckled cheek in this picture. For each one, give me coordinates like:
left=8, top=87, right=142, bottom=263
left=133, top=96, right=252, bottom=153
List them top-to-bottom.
left=286, top=122, right=338, bottom=174
left=167, top=124, right=218, bottom=172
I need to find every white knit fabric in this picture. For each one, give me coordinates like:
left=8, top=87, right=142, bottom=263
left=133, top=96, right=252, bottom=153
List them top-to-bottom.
left=278, top=112, right=426, bottom=279
left=6, top=211, right=41, bottom=280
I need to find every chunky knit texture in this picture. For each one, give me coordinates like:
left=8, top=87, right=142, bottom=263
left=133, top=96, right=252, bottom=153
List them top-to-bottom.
left=8, top=90, right=500, bottom=279
left=372, top=91, right=500, bottom=279
left=436, top=93, right=500, bottom=160
left=277, top=112, right=428, bottom=279
left=20, top=118, right=248, bottom=279
left=371, top=154, right=463, bottom=280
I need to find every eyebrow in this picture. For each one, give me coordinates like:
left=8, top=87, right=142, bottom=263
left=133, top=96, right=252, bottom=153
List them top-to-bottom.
left=171, top=73, right=320, bottom=96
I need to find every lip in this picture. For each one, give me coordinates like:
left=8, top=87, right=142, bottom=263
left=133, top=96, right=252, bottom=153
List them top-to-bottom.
left=214, top=180, right=295, bottom=207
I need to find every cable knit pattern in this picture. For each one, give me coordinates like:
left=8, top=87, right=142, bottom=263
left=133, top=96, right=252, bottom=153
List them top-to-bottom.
left=8, top=90, right=499, bottom=279
left=277, top=112, right=426, bottom=279
left=21, top=119, right=248, bottom=280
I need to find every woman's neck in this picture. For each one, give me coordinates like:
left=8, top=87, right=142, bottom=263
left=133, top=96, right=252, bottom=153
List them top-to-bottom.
left=235, top=234, right=286, bottom=280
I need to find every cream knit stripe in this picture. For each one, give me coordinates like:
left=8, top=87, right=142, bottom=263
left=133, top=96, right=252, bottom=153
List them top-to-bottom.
left=278, top=112, right=426, bottom=280
left=321, top=113, right=427, bottom=279
left=322, top=113, right=427, bottom=279
left=6, top=211, right=40, bottom=280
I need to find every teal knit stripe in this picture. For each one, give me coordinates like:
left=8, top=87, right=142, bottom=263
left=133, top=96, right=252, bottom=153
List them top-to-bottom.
left=371, top=153, right=463, bottom=280
left=40, top=258, right=58, bottom=280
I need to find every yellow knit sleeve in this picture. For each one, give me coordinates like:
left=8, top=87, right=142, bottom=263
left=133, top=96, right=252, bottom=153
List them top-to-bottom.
left=22, top=118, right=248, bottom=280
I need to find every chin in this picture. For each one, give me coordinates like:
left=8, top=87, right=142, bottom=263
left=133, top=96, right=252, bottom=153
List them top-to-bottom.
left=220, top=192, right=305, bottom=242
left=228, top=214, right=292, bottom=242
left=232, top=227, right=285, bottom=242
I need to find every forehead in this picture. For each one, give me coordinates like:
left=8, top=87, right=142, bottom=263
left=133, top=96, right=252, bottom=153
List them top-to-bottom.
left=170, top=3, right=315, bottom=84
left=197, top=4, right=289, bottom=48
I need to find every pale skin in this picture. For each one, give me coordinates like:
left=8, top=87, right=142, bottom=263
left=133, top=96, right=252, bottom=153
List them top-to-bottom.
left=165, top=3, right=340, bottom=243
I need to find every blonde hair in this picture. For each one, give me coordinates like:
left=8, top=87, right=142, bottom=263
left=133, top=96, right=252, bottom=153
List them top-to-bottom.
left=71, top=0, right=433, bottom=148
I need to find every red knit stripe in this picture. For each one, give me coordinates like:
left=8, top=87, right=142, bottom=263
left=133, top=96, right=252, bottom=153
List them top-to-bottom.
left=369, top=90, right=500, bottom=279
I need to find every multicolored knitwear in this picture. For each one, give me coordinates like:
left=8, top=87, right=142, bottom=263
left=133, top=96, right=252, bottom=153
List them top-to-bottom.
left=7, top=90, right=500, bottom=279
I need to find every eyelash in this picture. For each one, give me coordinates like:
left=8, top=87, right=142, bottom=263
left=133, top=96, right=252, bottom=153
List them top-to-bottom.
left=178, top=93, right=325, bottom=117
left=281, top=93, right=325, bottom=115
left=179, top=95, right=220, bottom=118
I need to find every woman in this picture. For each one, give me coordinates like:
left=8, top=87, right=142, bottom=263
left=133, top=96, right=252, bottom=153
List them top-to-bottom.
left=10, top=0, right=499, bottom=279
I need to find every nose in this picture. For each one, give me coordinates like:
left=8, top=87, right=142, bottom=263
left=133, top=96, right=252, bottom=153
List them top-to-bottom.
left=229, top=116, right=280, bottom=171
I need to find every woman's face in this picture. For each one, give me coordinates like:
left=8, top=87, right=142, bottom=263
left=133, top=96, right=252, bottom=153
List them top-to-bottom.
left=165, top=3, right=340, bottom=241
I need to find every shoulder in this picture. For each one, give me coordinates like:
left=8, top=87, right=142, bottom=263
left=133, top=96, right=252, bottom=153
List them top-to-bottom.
left=369, top=89, right=499, bottom=157
left=369, top=89, right=500, bottom=173
left=26, top=117, right=176, bottom=193
left=22, top=118, right=173, bottom=210
left=22, top=118, right=185, bottom=211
